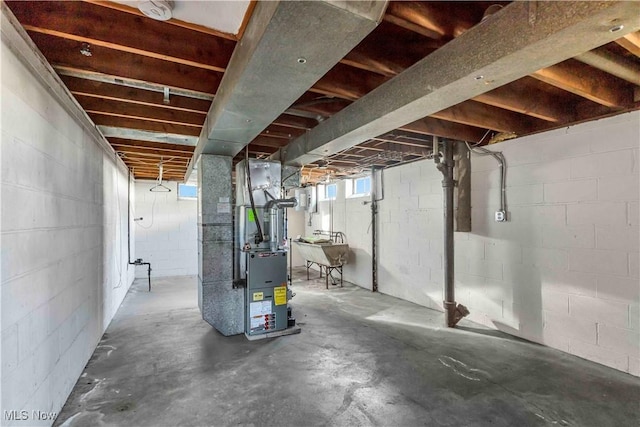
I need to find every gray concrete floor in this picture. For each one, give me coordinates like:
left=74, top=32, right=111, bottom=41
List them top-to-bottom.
left=55, top=269, right=639, bottom=427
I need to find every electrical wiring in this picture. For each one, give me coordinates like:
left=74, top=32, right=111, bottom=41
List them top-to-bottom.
left=465, top=140, right=507, bottom=213
left=113, top=170, right=124, bottom=289
left=134, top=190, right=157, bottom=230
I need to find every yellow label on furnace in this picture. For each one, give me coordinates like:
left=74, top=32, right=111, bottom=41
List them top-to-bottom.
left=274, top=286, right=287, bottom=306
left=253, top=292, right=264, bottom=301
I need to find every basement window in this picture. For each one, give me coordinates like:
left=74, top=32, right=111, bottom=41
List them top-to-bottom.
left=346, top=176, right=371, bottom=198
left=178, top=183, right=197, bottom=200
left=323, top=183, right=337, bottom=200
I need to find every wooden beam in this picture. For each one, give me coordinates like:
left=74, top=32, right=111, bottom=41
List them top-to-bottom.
left=12, top=0, right=234, bottom=72
left=83, top=0, right=237, bottom=41
left=383, top=1, right=487, bottom=40
left=340, top=21, right=441, bottom=77
left=28, top=31, right=222, bottom=94
left=615, top=31, right=640, bottom=56
left=575, top=47, right=640, bottom=86
left=533, top=59, right=635, bottom=108
left=310, top=63, right=390, bottom=101
left=56, top=67, right=213, bottom=101
left=62, top=75, right=211, bottom=113
left=473, top=77, right=575, bottom=123
left=76, top=95, right=205, bottom=127
left=432, top=100, right=553, bottom=134
left=88, top=113, right=201, bottom=136
left=272, top=114, right=317, bottom=130
left=400, top=118, right=487, bottom=143
left=261, top=125, right=306, bottom=140
left=250, top=136, right=290, bottom=148
left=107, top=138, right=195, bottom=155
left=246, top=144, right=279, bottom=155
left=111, top=146, right=193, bottom=160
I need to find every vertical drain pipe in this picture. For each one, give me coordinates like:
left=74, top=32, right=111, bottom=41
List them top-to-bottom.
left=436, top=139, right=469, bottom=327
left=371, top=167, right=378, bottom=292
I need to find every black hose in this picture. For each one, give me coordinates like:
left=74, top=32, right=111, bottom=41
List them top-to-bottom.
left=246, top=147, right=264, bottom=244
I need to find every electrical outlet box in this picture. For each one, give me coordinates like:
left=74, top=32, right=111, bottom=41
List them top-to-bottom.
left=495, top=210, right=507, bottom=222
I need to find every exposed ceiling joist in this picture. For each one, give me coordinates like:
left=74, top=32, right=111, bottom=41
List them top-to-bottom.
left=12, top=0, right=235, bottom=72
left=188, top=0, right=389, bottom=176
left=276, top=1, right=640, bottom=165
left=28, top=31, right=222, bottom=94
left=615, top=31, right=640, bottom=56
left=575, top=47, right=640, bottom=86
left=532, top=60, right=635, bottom=108
left=55, top=67, right=214, bottom=101
left=61, top=76, right=211, bottom=113
left=473, top=77, right=575, bottom=123
left=77, top=95, right=206, bottom=126
left=432, top=100, right=552, bottom=135
left=90, top=113, right=201, bottom=136
left=98, top=127, right=198, bottom=146
left=108, top=138, right=195, bottom=154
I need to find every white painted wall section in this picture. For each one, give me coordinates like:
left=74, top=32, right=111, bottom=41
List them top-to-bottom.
left=1, top=38, right=134, bottom=424
left=133, top=181, right=198, bottom=278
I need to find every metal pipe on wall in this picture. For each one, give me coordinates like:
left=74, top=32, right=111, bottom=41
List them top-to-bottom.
left=436, top=139, right=469, bottom=327
left=442, top=141, right=456, bottom=327
left=371, top=168, right=378, bottom=293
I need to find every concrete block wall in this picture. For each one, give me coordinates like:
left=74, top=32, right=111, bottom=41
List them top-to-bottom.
left=1, top=39, right=135, bottom=424
left=307, top=111, right=639, bottom=376
left=462, top=111, right=639, bottom=376
left=134, top=181, right=198, bottom=278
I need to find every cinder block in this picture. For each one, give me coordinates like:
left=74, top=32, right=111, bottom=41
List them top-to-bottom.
left=587, top=116, right=640, bottom=153
left=541, top=133, right=591, bottom=161
left=571, top=150, right=635, bottom=179
left=507, top=159, right=572, bottom=187
left=470, top=169, right=501, bottom=190
left=598, top=175, right=639, bottom=202
left=544, top=179, right=597, bottom=203
left=505, top=184, right=544, bottom=206
left=418, top=194, right=441, bottom=209
left=567, top=202, right=627, bottom=226
left=629, top=202, right=639, bottom=226
left=510, top=205, right=567, bottom=226
left=542, top=224, right=595, bottom=249
left=595, top=226, right=639, bottom=251
left=455, top=238, right=485, bottom=260
left=523, top=247, right=568, bottom=271
left=568, top=248, right=628, bottom=276
left=630, top=253, right=639, bottom=278
left=468, top=257, right=503, bottom=280
left=596, top=275, right=640, bottom=304
left=542, top=291, right=569, bottom=314
left=570, top=295, right=629, bottom=328
left=17, top=303, right=51, bottom=363
left=630, top=304, right=639, bottom=331
left=544, top=310, right=597, bottom=343
left=598, top=323, right=640, bottom=354
left=1, top=324, right=19, bottom=374
left=542, top=329, right=570, bottom=352
left=569, top=339, right=629, bottom=372
left=629, top=356, right=640, bottom=376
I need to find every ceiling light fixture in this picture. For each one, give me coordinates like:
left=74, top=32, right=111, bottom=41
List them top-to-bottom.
left=138, top=0, right=173, bottom=21
left=609, top=24, right=624, bottom=33
left=80, top=43, right=92, bottom=57
left=297, top=57, right=307, bottom=64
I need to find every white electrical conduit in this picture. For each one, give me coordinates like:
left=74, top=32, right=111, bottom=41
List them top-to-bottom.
left=465, top=140, right=507, bottom=213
